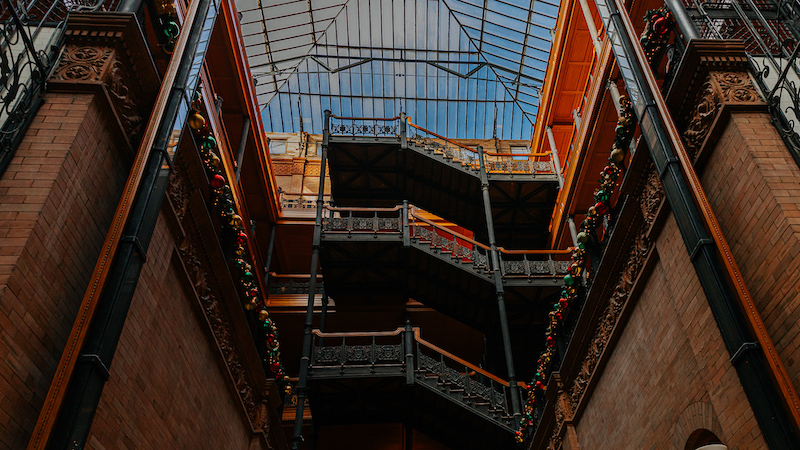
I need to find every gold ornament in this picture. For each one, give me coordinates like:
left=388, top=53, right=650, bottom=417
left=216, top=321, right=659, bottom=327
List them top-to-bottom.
left=187, top=112, right=206, bottom=130
left=610, top=148, right=625, bottom=163
left=258, top=309, right=270, bottom=321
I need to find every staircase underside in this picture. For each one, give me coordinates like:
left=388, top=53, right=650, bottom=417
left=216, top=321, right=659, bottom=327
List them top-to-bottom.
left=327, top=138, right=559, bottom=248
left=320, top=239, right=559, bottom=333
left=307, top=374, right=518, bottom=450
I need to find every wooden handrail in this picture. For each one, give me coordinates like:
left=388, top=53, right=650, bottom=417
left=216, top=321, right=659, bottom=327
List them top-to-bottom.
left=26, top=2, right=204, bottom=448
left=616, top=2, right=800, bottom=433
left=330, top=114, right=401, bottom=121
left=407, top=121, right=479, bottom=153
left=409, top=121, right=552, bottom=158
left=483, top=150, right=552, bottom=157
left=324, top=205, right=403, bottom=213
left=499, top=247, right=573, bottom=255
left=269, top=273, right=323, bottom=279
left=312, top=328, right=405, bottom=338
left=414, top=329, right=511, bottom=387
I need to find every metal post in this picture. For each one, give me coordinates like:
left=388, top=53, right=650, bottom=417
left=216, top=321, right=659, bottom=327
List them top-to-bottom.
left=117, top=0, right=144, bottom=13
left=577, top=0, right=603, bottom=56
left=664, top=0, right=700, bottom=41
left=606, top=80, right=623, bottom=115
left=571, top=109, right=582, bottom=131
left=291, top=110, right=330, bottom=450
left=400, top=112, right=407, bottom=150
left=234, top=115, right=251, bottom=181
left=545, top=126, right=565, bottom=189
left=476, top=146, right=522, bottom=420
left=402, top=200, right=410, bottom=248
left=567, top=217, right=580, bottom=247
left=262, top=223, right=276, bottom=289
left=404, top=317, right=414, bottom=385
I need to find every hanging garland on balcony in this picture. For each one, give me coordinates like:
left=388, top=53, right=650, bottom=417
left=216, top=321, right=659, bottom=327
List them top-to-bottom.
left=153, top=0, right=181, bottom=54
left=640, top=6, right=674, bottom=70
left=187, top=92, right=290, bottom=391
left=515, top=96, right=636, bottom=443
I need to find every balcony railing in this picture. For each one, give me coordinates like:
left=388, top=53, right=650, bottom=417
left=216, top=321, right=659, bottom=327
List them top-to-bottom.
left=670, top=0, right=800, bottom=164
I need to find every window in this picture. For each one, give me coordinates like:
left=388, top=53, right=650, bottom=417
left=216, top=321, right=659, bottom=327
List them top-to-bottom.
left=269, top=139, right=287, bottom=155
left=510, top=146, right=528, bottom=161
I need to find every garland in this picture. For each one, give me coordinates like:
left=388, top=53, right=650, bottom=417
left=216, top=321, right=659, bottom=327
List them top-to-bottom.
left=153, top=0, right=181, bottom=54
left=640, top=6, right=674, bottom=70
left=187, top=92, right=290, bottom=391
left=515, top=96, right=636, bottom=443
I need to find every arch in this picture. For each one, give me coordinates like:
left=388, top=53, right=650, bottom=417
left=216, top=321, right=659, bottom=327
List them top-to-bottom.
left=672, top=401, right=725, bottom=449
left=685, top=429, right=724, bottom=450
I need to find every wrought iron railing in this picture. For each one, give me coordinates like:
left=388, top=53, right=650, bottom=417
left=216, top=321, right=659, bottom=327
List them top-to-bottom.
left=0, top=0, right=114, bottom=176
left=673, top=0, right=800, bottom=164
left=325, top=112, right=560, bottom=177
left=328, top=114, right=401, bottom=136
left=407, top=121, right=557, bottom=175
left=278, top=188, right=331, bottom=211
left=321, top=204, right=404, bottom=234
left=409, top=212, right=572, bottom=279
left=267, top=273, right=324, bottom=296
left=308, top=327, right=522, bottom=428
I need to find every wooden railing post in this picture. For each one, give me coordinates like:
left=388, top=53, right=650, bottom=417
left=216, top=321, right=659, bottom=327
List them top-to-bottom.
left=402, top=200, right=410, bottom=248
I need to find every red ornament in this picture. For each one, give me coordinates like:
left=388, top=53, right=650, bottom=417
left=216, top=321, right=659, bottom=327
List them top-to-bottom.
left=653, top=16, right=670, bottom=35
left=210, top=174, right=226, bottom=189
left=594, top=201, right=608, bottom=214
left=236, top=231, right=248, bottom=246
left=248, top=287, right=260, bottom=298
left=559, top=298, right=569, bottom=308
left=546, top=335, right=555, bottom=347
left=535, top=380, right=545, bottom=390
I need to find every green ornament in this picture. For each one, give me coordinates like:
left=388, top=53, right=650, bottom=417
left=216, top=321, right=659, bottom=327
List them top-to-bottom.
left=164, top=21, right=179, bottom=39
left=242, top=271, right=254, bottom=282
left=564, top=274, right=575, bottom=286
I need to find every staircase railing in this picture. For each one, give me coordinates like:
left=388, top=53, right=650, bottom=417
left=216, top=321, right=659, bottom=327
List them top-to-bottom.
left=325, top=112, right=560, bottom=177
left=319, top=203, right=572, bottom=279
left=409, top=211, right=573, bottom=279
left=307, top=327, right=522, bottom=430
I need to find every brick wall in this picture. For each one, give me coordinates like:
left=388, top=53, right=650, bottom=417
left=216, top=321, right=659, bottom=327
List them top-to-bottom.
left=0, top=93, right=129, bottom=449
left=701, top=112, right=800, bottom=395
left=85, top=211, right=253, bottom=449
left=575, top=214, right=767, bottom=448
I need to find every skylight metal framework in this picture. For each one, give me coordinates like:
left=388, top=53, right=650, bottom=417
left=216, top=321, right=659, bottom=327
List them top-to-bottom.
left=236, top=0, right=558, bottom=139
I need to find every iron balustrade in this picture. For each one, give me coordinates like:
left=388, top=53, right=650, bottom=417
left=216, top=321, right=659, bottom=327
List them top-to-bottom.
left=665, top=0, right=800, bottom=165
left=325, top=112, right=560, bottom=177
left=328, top=114, right=401, bottom=136
left=278, top=188, right=331, bottom=210
left=321, top=204, right=404, bottom=235
left=409, top=211, right=572, bottom=279
left=268, top=273, right=324, bottom=296
left=307, top=327, right=523, bottom=430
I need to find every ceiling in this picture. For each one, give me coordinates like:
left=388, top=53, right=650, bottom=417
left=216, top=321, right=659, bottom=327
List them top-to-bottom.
left=235, top=0, right=560, bottom=139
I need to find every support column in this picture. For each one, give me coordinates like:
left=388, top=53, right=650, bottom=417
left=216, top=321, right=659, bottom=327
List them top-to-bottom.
left=577, top=0, right=603, bottom=56
left=663, top=0, right=699, bottom=41
left=291, top=110, right=330, bottom=450
left=545, top=126, right=565, bottom=189
left=477, top=146, right=521, bottom=420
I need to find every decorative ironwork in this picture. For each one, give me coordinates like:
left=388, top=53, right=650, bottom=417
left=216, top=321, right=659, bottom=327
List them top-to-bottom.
left=1, top=0, right=68, bottom=168
left=684, top=0, right=800, bottom=166
left=330, top=123, right=399, bottom=136
left=322, top=207, right=404, bottom=233
left=268, top=278, right=324, bottom=295
left=313, top=346, right=342, bottom=364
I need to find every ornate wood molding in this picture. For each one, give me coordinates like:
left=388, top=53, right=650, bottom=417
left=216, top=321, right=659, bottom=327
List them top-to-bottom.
left=48, top=13, right=159, bottom=147
left=667, top=40, right=765, bottom=164
left=167, top=151, right=284, bottom=449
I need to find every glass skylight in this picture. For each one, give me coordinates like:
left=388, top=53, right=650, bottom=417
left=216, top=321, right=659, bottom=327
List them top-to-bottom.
left=236, top=0, right=558, bottom=139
